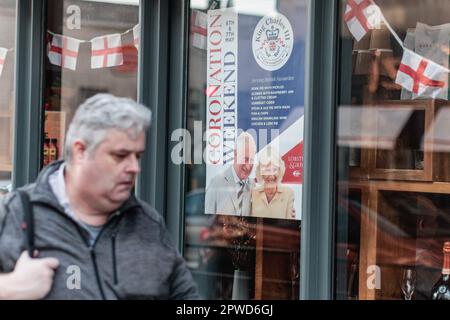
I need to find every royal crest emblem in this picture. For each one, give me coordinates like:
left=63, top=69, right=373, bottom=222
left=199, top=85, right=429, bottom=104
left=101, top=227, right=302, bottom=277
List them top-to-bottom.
left=252, top=13, right=293, bottom=71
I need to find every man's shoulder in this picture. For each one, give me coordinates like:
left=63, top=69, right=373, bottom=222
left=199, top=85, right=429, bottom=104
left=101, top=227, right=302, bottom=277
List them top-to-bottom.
left=210, top=166, right=233, bottom=184
left=0, top=183, right=37, bottom=215
left=0, top=186, right=37, bottom=244
left=1, top=191, right=18, bottom=208
left=0, top=192, right=15, bottom=224
left=133, top=199, right=165, bottom=226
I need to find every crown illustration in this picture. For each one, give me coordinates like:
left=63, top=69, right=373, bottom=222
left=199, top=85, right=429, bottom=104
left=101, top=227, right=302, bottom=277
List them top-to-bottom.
left=266, top=25, right=279, bottom=41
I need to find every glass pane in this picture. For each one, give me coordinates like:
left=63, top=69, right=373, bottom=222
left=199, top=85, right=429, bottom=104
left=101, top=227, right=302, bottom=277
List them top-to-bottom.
left=0, top=0, right=16, bottom=197
left=43, top=0, right=139, bottom=166
left=184, top=0, right=308, bottom=299
left=336, top=0, right=450, bottom=300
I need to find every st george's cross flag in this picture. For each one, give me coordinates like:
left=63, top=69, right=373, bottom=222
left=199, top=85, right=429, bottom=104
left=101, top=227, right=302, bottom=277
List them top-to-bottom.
left=344, top=0, right=381, bottom=41
left=191, top=10, right=207, bottom=49
left=133, top=24, right=140, bottom=51
left=47, top=34, right=81, bottom=71
left=91, top=34, right=123, bottom=69
left=395, top=49, right=448, bottom=99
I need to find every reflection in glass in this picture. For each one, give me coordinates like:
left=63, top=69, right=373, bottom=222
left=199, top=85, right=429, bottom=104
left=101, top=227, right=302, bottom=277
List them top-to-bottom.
left=0, top=0, right=17, bottom=196
left=43, top=0, right=139, bottom=167
left=335, top=0, right=450, bottom=300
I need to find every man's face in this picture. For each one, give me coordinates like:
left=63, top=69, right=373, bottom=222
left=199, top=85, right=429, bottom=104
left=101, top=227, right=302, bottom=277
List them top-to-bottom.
left=77, top=129, right=145, bottom=211
left=233, top=139, right=256, bottom=180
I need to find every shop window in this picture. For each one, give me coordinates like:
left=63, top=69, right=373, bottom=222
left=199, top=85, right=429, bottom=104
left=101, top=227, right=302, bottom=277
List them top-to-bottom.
left=0, top=0, right=17, bottom=197
left=42, top=0, right=139, bottom=166
left=184, top=0, right=308, bottom=299
left=336, top=0, right=450, bottom=300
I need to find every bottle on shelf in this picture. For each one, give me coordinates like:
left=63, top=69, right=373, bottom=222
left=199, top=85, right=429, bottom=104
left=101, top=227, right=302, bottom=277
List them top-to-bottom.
left=43, top=137, right=50, bottom=166
left=54, top=138, right=59, bottom=160
left=48, top=139, right=58, bottom=163
left=348, top=147, right=361, bottom=167
left=431, top=242, right=450, bottom=300
left=347, top=251, right=359, bottom=300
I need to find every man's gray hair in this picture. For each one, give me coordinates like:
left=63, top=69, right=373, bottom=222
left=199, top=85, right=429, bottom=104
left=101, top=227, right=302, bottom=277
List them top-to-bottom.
left=64, top=94, right=152, bottom=161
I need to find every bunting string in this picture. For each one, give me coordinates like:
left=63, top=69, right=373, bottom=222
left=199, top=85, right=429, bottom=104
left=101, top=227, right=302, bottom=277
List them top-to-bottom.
left=369, top=0, right=404, bottom=49
left=2, top=3, right=450, bottom=98
left=0, top=10, right=205, bottom=77
left=0, top=23, right=140, bottom=74
left=46, top=24, right=137, bottom=44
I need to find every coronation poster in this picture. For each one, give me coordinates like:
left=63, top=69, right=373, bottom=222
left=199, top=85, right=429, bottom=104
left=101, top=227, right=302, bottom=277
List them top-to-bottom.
left=204, top=3, right=307, bottom=220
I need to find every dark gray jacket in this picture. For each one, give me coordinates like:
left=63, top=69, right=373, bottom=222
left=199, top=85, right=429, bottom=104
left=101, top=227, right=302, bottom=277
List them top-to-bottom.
left=0, top=161, right=199, bottom=300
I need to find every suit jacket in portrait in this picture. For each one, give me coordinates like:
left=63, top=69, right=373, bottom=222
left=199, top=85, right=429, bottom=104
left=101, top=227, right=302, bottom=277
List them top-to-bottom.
left=204, top=166, right=254, bottom=216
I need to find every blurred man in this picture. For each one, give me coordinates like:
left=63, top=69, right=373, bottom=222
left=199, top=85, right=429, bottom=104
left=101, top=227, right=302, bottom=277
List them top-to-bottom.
left=0, top=94, right=198, bottom=300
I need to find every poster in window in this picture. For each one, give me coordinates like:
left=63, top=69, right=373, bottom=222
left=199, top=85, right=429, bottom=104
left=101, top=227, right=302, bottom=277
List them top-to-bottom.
left=204, top=3, right=307, bottom=220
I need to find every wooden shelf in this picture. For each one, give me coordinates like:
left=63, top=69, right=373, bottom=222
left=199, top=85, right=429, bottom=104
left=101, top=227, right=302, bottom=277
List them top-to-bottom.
left=342, top=99, right=450, bottom=299
left=351, top=99, right=450, bottom=182
left=0, top=163, right=12, bottom=172
left=341, top=180, right=450, bottom=300
left=341, top=180, right=450, bottom=195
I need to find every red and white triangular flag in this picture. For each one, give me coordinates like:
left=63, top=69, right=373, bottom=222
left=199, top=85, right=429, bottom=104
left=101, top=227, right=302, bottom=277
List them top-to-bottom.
left=344, top=0, right=380, bottom=41
left=191, top=10, right=207, bottom=50
left=133, top=24, right=140, bottom=51
left=47, top=34, right=81, bottom=71
left=91, top=34, right=123, bottom=69
left=0, top=47, right=7, bottom=77
left=395, top=49, right=448, bottom=99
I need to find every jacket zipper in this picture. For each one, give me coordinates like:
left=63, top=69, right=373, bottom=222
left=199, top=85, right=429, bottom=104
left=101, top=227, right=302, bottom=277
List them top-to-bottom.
left=30, top=201, right=136, bottom=299
left=32, top=202, right=111, bottom=299
left=42, top=211, right=109, bottom=300
left=110, top=213, right=125, bottom=287
left=68, top=217, right=110, bottom=300
left=88, top=217, right=120, bottom=300
left=111, top=234, right=118, bottom=285
left=89, top=247, right=106, bottom=299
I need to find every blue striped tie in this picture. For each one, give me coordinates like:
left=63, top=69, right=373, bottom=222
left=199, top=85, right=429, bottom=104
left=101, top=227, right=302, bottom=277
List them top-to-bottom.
left=237, top=181, right=245, bottom=215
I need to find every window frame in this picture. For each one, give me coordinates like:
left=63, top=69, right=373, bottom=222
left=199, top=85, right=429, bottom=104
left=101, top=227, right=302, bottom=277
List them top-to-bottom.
left=13, top=0, right=46, bottom=188
left=300, top=0, right=338, bottom=300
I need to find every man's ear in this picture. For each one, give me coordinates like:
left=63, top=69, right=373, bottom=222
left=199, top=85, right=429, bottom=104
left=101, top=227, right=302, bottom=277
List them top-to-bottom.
left=72, top=140, right=87, bottom=163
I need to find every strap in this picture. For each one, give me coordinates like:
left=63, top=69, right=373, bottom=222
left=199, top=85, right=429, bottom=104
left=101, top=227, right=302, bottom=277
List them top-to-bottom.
left=17, top=190, right=34, bottom=258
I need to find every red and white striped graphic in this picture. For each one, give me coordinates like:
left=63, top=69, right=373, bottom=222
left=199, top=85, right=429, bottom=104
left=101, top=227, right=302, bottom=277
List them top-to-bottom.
left=344, top=0, right=380, bottom=41
left=191, top=10, right=207, bottom=50
left=133, top=24, right=140, bottom=51
left=47, top=34, right=81, bottom=71
left=91, top=34, right=123, bottom=69
left=0, top=47, right=7, bottom=77
left=395, top=49, right=448, bottom=98
left=260, top=116, right=304, bottom=185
